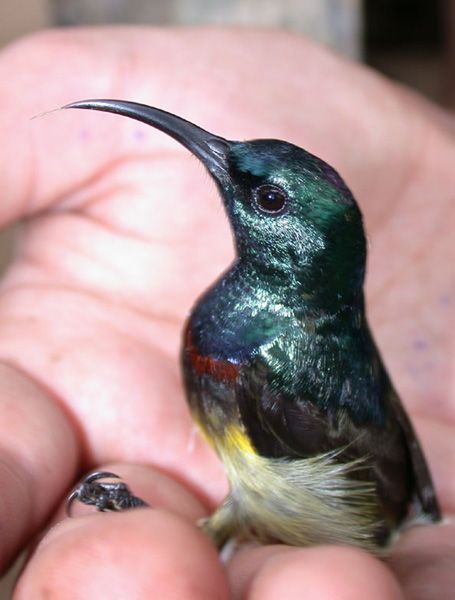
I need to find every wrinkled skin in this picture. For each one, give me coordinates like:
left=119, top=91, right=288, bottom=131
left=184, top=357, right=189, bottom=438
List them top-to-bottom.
left=0, top=27, right=453, bottom=599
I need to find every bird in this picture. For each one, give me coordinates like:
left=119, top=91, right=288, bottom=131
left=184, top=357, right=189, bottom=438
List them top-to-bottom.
left=64, top=99, right=441, bottom=555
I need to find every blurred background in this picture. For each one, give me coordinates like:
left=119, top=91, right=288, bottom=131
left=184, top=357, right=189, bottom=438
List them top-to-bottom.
left=0, top=0, right=452, bottom=596
left=0, top=0, right=452, bottom=104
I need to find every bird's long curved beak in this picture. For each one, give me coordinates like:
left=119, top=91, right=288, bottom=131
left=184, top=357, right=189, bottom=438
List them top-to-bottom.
left=63, top=99, right=232, bottom=182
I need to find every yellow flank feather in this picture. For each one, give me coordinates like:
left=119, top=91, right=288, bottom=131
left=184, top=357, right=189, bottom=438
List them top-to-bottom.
left=193, top=407, right=257, bottom=455
left=195, top=410, right=386, bottom=554
left=224, top=425, right=257, bottom=455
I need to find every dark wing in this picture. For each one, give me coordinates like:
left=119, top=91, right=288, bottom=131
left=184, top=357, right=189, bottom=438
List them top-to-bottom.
left=236, top=353, right=440, bottom=526
left=385, top=384, right=441, bottom=520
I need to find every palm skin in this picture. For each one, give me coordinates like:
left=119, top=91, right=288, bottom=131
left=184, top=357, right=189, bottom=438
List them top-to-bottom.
left=0, top=27, right=453, bottom=599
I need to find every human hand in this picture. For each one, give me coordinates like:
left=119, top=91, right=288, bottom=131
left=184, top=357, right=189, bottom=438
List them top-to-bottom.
left=0, top=28, right=453, bottom=599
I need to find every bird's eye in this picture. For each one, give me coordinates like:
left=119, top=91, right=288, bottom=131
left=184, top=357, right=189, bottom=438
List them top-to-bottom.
left=253, top=185, right=288, bottom=215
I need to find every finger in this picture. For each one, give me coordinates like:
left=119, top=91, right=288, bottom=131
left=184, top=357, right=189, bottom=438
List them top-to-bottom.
left=0, top=294, right=227, bottom=506
left=0, top=362, right=78, bottom=571
left=413, top=415, right=455, bottom=513
left=15, top=510, right=228, bottom=599
left=388, top=520, right=455, bottom=600
left=228, top=545, right=403, bottom=600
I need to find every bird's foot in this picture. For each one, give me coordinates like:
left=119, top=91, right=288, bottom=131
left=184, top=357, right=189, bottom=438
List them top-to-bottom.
left=67, top=471, right=149, bottom=515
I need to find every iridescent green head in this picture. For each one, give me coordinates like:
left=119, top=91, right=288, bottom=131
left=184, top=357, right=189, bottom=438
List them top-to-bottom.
left=64, top=100, right=366, bottom=308
left=223, top=140, right=366, bottom=306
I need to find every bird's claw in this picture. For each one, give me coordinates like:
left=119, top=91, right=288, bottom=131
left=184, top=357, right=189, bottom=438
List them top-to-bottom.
left=67, top=471, right=149, bottom=515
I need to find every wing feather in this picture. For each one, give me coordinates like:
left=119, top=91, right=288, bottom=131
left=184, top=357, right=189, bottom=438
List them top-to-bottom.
left=236, top=354, right=440, bottom=526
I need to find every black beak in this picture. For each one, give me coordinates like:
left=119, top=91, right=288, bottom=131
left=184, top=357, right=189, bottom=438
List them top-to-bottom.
left=63, top=99, right=232, bottom=183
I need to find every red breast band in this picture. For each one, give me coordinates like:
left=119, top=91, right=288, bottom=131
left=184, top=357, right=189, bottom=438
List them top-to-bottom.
left=184, top=326, right=239, bottom=382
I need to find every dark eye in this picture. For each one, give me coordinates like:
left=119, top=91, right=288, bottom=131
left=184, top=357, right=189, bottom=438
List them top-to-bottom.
left=253, top=185, right=288, bottom=215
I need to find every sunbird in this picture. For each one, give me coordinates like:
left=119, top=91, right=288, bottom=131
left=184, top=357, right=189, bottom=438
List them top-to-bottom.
left=65, top=100, right=440, bottom=554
